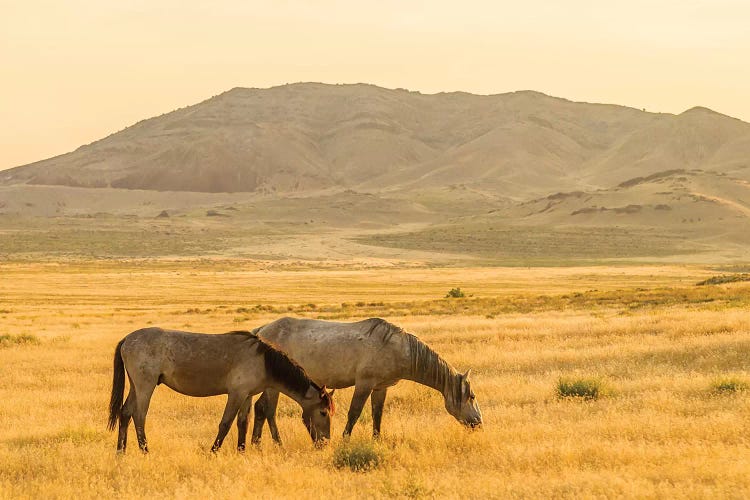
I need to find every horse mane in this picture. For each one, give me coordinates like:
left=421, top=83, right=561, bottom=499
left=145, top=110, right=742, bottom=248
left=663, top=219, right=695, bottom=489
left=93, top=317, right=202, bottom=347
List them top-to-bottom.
left=364, top=317, right=404, bottom=344
left=364, top=319, right=461, bottom=403
left=225, top=330, right=335, bottom=414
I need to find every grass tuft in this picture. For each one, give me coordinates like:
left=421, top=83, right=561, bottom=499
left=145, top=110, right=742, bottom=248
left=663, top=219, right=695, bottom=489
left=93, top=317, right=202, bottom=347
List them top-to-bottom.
left=445, top=287, right=466, bottom=298
left=0, top=333, right=40, bottom=348
left=557, top=377, right=605, bottom=400
left=711, top=377, right=749, bottom=394
left=333, top=440, right=383, bottom=472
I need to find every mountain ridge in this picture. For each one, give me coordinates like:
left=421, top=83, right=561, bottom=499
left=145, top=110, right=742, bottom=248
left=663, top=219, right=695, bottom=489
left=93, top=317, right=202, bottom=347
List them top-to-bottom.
left=3, top=83, right=750, bottom=199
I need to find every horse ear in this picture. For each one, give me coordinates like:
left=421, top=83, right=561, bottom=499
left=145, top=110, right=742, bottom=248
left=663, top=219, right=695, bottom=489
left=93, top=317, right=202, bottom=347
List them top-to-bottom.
left=463, top=369, right=472, bottom=382
left=328, top=388, right=335, bottom=396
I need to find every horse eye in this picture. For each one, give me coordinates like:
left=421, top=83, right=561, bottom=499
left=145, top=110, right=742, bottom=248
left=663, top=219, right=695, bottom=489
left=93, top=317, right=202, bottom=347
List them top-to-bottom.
left=469, top=393, right=475, bottom=400
left=320, top=410, right=328, bottom=416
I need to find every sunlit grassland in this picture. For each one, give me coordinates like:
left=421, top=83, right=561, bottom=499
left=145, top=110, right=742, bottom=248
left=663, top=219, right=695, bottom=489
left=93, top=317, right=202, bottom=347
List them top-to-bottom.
left=1, top=261, right=749, bottom=498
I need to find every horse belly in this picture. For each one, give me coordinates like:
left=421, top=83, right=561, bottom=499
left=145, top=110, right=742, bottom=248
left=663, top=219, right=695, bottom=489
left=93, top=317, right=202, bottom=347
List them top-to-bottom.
left=288, top=344, right=360, bottom=389
left=159, top=368, right=228, bottom=397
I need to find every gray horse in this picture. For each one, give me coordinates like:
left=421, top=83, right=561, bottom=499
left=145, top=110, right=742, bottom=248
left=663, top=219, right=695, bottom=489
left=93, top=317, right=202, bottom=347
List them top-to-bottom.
left=245, top=317, right=482, bottom=447
left=107, top=327, right=335, bottom=453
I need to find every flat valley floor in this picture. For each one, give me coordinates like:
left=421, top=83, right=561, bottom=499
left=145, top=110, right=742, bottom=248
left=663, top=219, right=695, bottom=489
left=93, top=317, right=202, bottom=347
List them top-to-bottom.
left=1, top=261, right=749, bottom=498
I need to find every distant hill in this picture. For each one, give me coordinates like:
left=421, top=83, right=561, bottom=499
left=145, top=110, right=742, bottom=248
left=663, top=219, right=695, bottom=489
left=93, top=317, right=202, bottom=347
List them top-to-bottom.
left=4, top=83, right=750, bottom=198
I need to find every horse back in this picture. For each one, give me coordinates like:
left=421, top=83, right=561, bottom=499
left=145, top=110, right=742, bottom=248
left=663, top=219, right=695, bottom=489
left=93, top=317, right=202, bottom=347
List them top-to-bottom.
left=256, top=318, right=407, bottom=388
left=119, top=327, right=262, bottom=397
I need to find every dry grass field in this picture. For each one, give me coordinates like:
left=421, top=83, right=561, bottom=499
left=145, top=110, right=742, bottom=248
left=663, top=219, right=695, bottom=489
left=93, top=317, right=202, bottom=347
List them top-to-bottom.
left=1, top=261, right=750, bottom=498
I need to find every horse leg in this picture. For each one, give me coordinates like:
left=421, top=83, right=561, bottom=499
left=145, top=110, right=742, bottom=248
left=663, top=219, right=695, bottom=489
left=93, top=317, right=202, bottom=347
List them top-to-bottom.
left=131, top=381, right=156, bottom=454
left=343, top=384, right=374, bottom=437
left=117, top=388, right=136, bottom=453
left=371, top=388, right=388, bottom=438
left=264, top=390, right=282, bottom=445
left=211, top=392, right=244, bottom=453
left=250, top=392, right=268, bottom=445
left=236, top=395, right=252, bottom=452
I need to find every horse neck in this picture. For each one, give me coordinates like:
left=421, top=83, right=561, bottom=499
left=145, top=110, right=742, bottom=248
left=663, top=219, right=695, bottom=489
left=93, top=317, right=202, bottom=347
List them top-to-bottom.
left=402, top=334, right=460, bottom=402
left=258, top=343, right=315, bottom=405
left=268, top=377, right=309, bottom=405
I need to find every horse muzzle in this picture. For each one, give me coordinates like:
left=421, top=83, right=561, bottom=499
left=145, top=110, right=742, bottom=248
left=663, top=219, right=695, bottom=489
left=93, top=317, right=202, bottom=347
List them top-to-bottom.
left=464, top=418, right=483, bottom=430
left=314, top=437, right=330, bottom=448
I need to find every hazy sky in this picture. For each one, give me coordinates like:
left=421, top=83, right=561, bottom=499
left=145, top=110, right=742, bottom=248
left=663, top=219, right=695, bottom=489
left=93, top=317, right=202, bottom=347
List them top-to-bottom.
left=2, top=0, right=749, bottom=170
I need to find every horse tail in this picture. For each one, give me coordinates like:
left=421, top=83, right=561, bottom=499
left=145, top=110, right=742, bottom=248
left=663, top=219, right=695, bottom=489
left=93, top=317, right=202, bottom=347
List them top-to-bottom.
left=107, top=338, right=126, bottom=431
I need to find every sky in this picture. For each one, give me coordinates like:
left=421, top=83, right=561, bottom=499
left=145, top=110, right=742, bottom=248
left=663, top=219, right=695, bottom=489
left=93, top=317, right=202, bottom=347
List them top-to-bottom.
left=2, top=0, right=749, bottom=170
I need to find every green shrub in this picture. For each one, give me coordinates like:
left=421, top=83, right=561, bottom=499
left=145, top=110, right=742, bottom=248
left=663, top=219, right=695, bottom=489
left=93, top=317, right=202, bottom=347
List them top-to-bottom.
left=445, top=287, right=466, bottom=298
left=0, top=333, right=40, bottom=348
left=556, top=377, right=604, bottom=400
left=711, top=377, right=748, bottom=394
left=333, top=440, right=383, bottom=472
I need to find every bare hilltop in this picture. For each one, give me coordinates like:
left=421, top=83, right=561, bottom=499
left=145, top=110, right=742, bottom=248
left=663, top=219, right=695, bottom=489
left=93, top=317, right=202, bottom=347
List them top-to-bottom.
left=2, top=83, right=750, bottom=263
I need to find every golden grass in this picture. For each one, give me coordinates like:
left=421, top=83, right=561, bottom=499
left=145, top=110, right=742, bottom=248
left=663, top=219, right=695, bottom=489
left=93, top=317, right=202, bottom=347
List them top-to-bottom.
left=1, top=261, right=749, bottom=498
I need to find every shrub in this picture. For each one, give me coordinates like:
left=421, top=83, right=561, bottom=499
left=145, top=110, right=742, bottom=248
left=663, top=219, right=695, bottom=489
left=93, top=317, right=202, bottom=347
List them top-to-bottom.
left=696, top=274, right=750, bottom=286
left=445, top=287, right=466, bottom=298
left=0, top=333, right=40, bottom=348
left=556, top=377, right=604, bottom=400
left=711, top=377, right=749, bottom=394
left=333, top=440, right=383, bottom=472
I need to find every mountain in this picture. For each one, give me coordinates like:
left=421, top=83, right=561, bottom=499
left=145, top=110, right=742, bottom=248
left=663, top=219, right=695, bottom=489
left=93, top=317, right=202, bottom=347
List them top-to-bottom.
left=4, top=83, right=750, bottom=198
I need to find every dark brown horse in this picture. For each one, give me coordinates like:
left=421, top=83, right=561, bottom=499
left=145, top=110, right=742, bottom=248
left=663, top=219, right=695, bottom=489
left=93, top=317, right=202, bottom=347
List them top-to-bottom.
left=108, top=327, right=334, bottom=453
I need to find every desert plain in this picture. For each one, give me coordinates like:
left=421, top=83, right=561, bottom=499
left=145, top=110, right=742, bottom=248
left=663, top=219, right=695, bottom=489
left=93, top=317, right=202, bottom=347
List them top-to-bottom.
left=2, top=83, right=750, bottom=498
left=1, top=258, right=749, bottom=498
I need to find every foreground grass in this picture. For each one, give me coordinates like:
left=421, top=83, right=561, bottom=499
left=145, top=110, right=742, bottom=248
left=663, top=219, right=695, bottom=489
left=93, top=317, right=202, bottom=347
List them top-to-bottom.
left=1, top=262, right=749, bottom=498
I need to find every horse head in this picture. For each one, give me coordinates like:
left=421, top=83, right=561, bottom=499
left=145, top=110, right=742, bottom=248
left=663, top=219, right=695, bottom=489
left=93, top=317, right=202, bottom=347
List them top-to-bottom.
left=445, top=369, right=482, bottom=429
left=301, top=385, right=335, bottom=445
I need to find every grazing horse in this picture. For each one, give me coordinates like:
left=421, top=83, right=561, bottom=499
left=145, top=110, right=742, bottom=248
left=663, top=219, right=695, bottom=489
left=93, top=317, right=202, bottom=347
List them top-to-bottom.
left=246, top=317, right=482, bottom=446
left=107, top=327, right=334, bottom=453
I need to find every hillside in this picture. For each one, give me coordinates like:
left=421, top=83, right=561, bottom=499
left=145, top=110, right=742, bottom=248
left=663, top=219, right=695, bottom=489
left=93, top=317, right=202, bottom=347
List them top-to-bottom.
left=3, top=84, right=750, bottom=264
left=4, top=84, right=750, bottom=199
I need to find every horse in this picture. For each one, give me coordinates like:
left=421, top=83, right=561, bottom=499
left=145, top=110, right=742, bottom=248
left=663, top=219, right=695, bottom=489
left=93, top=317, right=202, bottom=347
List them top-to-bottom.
left=245, top=317, right=481, bottom=446
left=107, top=327, right=335, bottom=453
